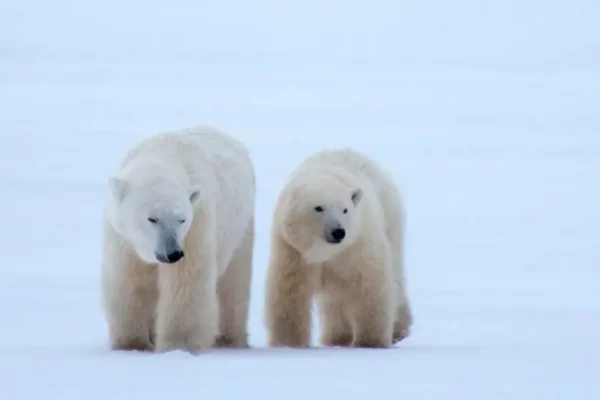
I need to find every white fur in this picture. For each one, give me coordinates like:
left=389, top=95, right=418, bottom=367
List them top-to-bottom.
left=101, top=126, right=256, bottom=353
left=265, top=148, right=412, bottom=348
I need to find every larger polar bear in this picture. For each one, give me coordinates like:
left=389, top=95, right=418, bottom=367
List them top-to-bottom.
left=101, top=126, right=255, bottom=354
left=265, top=148, right=412, bottom=348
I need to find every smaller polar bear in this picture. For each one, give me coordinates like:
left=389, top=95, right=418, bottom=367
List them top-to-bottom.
left=101, top=126, right=255, bottom=354
left=265, top=148, right=412, bottom=348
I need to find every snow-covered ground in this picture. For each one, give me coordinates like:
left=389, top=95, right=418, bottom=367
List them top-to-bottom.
left=1, top=1, right=599, bottom=398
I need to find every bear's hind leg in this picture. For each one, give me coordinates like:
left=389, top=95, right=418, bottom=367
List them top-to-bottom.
left=214, top=218, right=254, bottom=348
left=388, top=224, right=413, bottom=344
left=316, top=294, right=353, bottom=347
left=393, top=294, right=413, bottom=344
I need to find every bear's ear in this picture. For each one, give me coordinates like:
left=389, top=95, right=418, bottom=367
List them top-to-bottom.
left=109, top=177, right=128, bottom=202
left=189, top=188, right=202, bottom=206
left=351, top=188, right=363, bottom=206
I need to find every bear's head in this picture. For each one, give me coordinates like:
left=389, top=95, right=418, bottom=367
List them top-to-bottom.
left=279, top=174, right=363, bottom=264
left=107, top=176, right=201, bottom=264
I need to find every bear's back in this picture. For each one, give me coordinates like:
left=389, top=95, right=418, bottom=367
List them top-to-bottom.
left=178, top=126, right=256, bottom=272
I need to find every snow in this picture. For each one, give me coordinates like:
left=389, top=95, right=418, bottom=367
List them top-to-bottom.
left=1, top=0, right=599, bottom=398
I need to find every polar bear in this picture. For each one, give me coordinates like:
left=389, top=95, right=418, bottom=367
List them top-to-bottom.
left=101, top=126, right=255, bottom=354
left=264, top=148, right=412, bottom=348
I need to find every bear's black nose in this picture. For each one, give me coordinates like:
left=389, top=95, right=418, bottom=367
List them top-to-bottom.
left=331, top=228, right=346, bottom=243
left=166, top=250, right=184, bottom=263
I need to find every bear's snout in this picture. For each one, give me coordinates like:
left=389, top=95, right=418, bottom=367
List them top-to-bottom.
left=325, top=227, right=346, bottom=244
left=155, top=235, right=185, bottom=264
left=156, top=250, right=185, bottom=264
left=167, top=250, right=184, bottom=263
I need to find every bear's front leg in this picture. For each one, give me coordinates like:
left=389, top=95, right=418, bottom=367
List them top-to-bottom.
left=101, top=227, right=158, bottom=352
left=265, top=237, right=315, bottom=348
left=347, top=247, right=395, bottom=348
left=154, top=250, right=219, bottom=354
left=103, top=268, right=158, bottom=351
left=350, top=285, right=395, bottom=348
left=316, top=294, right=353, bottom=347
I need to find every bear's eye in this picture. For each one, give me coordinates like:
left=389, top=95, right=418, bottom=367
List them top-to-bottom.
left=314, top=206, right=324, bottom=212
left=343, top=208, right=348, bottom=214
left=148, top=217, right=158, bottom=224
left=179, top=218, right=186, bottom=224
